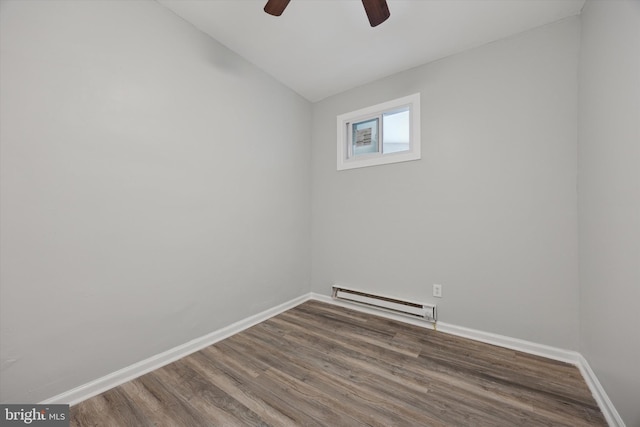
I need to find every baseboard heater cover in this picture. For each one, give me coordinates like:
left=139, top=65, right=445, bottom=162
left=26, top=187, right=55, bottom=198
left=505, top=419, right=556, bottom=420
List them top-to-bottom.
left=332, top=285, right=436, bottom=322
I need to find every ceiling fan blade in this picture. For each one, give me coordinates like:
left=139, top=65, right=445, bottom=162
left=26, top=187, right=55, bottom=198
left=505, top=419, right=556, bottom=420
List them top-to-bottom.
left=264, top=0, right=291, bottom=16
left=362, top=0, right=390, bottom=27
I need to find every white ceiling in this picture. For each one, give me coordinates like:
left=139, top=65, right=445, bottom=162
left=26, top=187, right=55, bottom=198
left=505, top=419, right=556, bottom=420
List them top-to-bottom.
left=158, top=0, right=585, bottom=102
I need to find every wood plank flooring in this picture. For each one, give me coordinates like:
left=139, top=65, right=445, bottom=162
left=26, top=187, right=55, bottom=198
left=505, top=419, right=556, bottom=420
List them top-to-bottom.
left=70, top=300, right=606, bottom=426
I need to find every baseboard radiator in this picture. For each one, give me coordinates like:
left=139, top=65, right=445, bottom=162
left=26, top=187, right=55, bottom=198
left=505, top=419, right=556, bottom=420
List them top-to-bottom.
left=332, top=285, right=436, bottom=323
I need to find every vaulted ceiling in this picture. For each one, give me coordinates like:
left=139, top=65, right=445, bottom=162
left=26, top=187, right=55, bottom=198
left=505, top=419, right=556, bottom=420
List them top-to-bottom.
left=158, top=0, right=585, bottom=102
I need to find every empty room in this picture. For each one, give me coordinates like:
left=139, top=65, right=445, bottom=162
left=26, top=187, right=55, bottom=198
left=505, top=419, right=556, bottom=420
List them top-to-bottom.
left=0, top=0, right=638, bottom=426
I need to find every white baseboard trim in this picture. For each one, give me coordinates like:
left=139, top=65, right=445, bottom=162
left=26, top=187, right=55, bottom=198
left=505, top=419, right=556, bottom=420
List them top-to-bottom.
left=41, top=291, right=624, bottom=426
left=311, top=292, right=623, bottom=427
left=41, top=293, right=312, bottom=406
left=309, top=293, right=441, bottom=329
left=311, top=293, right=578, bottom=363
left=435, top=322, right=580, bottom=365
left=576, top=354, right=626, bottom=427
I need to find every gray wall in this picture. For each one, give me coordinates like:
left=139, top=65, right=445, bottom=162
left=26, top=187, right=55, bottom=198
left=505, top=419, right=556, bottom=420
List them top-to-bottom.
left=0, top=0, right=311, bottom=403
left=2, top=0, right=637, bottom=421
left=578, top=1, right=640, bottom=425
left=311, top=18, right=581, bottom=350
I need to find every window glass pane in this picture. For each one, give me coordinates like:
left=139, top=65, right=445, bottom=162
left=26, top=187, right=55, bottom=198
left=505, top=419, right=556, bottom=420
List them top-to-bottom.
left=383, top=108, right=410, bottom=153
left=352, top=118, right=379, bottom=156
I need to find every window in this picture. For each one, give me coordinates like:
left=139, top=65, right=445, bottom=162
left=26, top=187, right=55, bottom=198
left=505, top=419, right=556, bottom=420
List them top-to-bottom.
left=337, top=93, right=420, bottom=171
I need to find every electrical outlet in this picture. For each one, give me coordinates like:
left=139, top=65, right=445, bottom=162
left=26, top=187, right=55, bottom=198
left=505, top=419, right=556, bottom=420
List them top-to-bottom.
left=433, top=284, right=442, bottom=298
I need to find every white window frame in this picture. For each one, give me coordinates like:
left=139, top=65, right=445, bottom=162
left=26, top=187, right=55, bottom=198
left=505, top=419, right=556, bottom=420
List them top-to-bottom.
left=337, top=93, right=420, bottom=171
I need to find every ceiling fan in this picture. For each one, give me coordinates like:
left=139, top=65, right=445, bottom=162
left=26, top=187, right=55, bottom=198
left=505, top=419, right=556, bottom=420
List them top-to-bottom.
left=264, top=0, right=391, bottom=27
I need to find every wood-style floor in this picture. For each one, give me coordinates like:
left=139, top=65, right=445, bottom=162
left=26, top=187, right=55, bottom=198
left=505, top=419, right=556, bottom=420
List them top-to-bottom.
left=70, top=300, right=606, bottom=426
